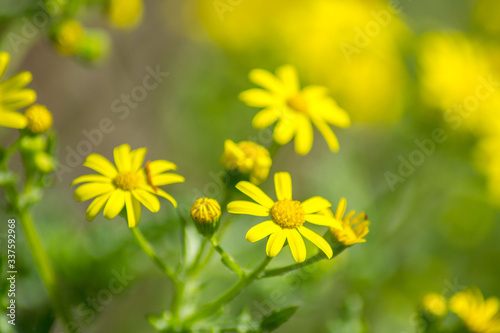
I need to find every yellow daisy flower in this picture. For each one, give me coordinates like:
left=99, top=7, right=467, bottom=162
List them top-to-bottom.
left=108, top=0, right=143, bottom=29
left=0, top=52, right=37, bottom=129
left=239, top=65, right=350, bottom=155
left=72, top=144, right=184, bottom=228
left=227, top=172, right=342, bottom=263
left=326, top=198, right=370, bottom=246
left=450, top=287, right=500, bottom=333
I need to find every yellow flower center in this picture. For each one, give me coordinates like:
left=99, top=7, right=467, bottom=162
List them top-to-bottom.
left=286, top=95, right=308, bottom=113
left=24, top=105, right=53, bottom=134
left=113, top=171, right=139, bottom=190
left=191, top=198, right=221, bottom=224
left=271, top=199, right=305, bottom=229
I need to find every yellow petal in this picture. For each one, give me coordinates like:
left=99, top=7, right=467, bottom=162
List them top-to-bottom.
left=0, top=52, right=9, bottom=79
left=276, top=65, right=299, bottom=94
left=249, top=68, right=284, bottom=94
left=0, top=71, right=32, bottom=91
left=302, top=85, right=329, bottom=99
left=1, top=89, right=37, bottom=108
left=239, top=89, right=276, bottom=107
left=318, top=99, right=351, bottom=128
left=252, top=108, right=281, bottom=129
left=0, top=110, right=27, bottom=129
left=294, top=115, right=314, bottom=155
left=273, top=117, right=296, bottom=145
left=312, top=117, right=339, bottom=152
left=113, top=144, right=131, bottom=171
left=130, top=147, right=147, bottom=171
left=84, top=154, right=118, bottom=178
left=147, top=160, right=177, bottom=175
left=274, top=172, right=292, bottom=200
left=151, top=173, right=185, bottom=186
left=71, top=174, right=111, bottom=187
left=236, top=181, right=274, bottom=208
left=74, top=183, right=114, bottom=202
left=142, top=186, right=178, bottom=208
left=132, top=188, right=160, bottom=212
left=103, top=189, right=126, bottom=219
left=86, top=192, right=112, bottom=221
left=125, top=192, right=142, bottom=228
left=301, top=196, right=332, bottom=214
left=335, top=198, right=347, bottom=220
left=227, top=201, right=270, bottom=216
left=305, top=214, right=342, bottom=229
left=246, top=221, right=280, bottom=242
left=298, top=226, right=333, bottom=259
left=266, top=228, right=287, bottom=257
left=286, top=229, right=306, bottom=263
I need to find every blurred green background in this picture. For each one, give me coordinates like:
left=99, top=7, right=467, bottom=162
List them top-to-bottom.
left=1, top=0, right=500, bottom=332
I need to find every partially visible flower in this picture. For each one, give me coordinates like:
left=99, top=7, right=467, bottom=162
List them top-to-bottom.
left=108, top=0, right=143, bottom=29
left=52, top=19, right=85, bottom=55
left=0, top=52, right=37, bottom=129
left=240, top=65, right=350, bottom=155
left=24, top=104, right=53, bottom=134
left=220, top=140, right=272, bottom=184
left=72, top=144, right=184, bottom=228
left=227, top=172, right=341, bottom=263
left=191, top=197, right=221, bottom=237
left=324, top=198, right=369, bottom=246
left=450, top=287, right=500, bottom=333
left=422, top=293, right=447, bottom=317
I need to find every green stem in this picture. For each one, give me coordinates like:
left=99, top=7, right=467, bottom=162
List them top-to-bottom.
left=268, top=140, right=281, bottom=159
left=18, top=210, right=74, bottom=332
left=130, top=227, right=178, bottom=283
left=209, top=237, right=245, bottom=277
left=186, top=238, right=208, bottom=275
left=259, top=244, right=347, bottom=279
left=183, top=256, right=272, bottom=327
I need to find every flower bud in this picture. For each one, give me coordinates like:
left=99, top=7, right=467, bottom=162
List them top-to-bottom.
left=51, top=19, right=85, bottom=56
left=76, top=30, right=110, bottom=63
left=24, top=104, right=53, bottom=134
left=20, top=135, right=47, bottom=153
left=220, top=140, right=272, bottom=185
left=34, top=152, right=55, bottom=173
left=191, top=198, right=221, bottom=237
left=421, top=293, right=447, bottom=317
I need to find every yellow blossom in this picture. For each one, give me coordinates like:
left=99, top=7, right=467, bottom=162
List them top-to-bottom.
left=109, top=0, right=143, bottom=29
left=0, top=52, right=37, bottom=129
left=240, top=65, right=350, bottom=155
left=24, top=104, right=53, bottom=134
left=220, top=140, right=272, bottom=184
left=72, top=144, right=184, bottom=228
left=227, top=172, right=341, bottom=263
left=324, top=198, right=369, bottom=246
left=450, top=287, right=500, bottom=333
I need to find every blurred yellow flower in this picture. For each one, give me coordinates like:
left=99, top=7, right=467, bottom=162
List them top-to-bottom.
left=109, top=0, right=143, bottom=29
left=194, top=0, right=409, bottom=123
left=52, top=19, right=85, bottom=56
left=418, top=32, right=500, bottom=133
left=0, top=52, right=37, bottom=129
left=240, top=65, right=350, bottom=155
left=24, top=104, right=53, bottom=134
left=475, top=130, right=500, bottom=205
left=220, top=140, right=271, bottom=184
left=72, top=144, right=184, bottom=228
left=227, top=172, right=341, bottom=262
left=324, top=198, right=369, bottom=246
left=450, top=287, right=500, bottom=333
left=422, top=293, right=447, bottom=317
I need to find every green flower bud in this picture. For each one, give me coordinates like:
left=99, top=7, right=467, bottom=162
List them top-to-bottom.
left=34, top=152, right=55, bottom=173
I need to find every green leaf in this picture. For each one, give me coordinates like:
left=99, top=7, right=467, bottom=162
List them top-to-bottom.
left=260, top=306, right=298, bottom=332
left=146, top=312, right=171, bottom=332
